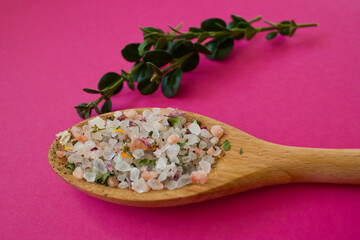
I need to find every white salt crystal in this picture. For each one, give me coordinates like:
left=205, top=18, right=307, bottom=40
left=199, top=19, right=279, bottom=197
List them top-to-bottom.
left=152, top=108, right=161, bottom=115
left=114, top=111, right=122, bottom=118
left=88, top=116, right=105, bottom=129
left=188, top=122, right=201, bottom=135
left=200, top=129, right=212, bottom=138
left=56, top=130, right=71, bottom=145
left=91, top=132, right=102, bottom=141
left=184, top=134, right=200, bottom=145
left=210, top=137, right=219, bottom=145
left=108, top=139, right=117, bottom=147
left=198, top=140, right=207, bottom=149
left=167, top=144, right=180, bottom=159
left=213, top=146, right=222, bottom=156
left=103, top=147, right=115, bottom=160
left=153, top=148, right=162, bottom=158
left=132, top=149, right=144, bottom=159
left=202, top=155, right=214, bottom=164
left=156, top=156, right=167, bottom=170
left=92, top=158, right=107, bottom=174
left=115, top=160, right=131, bottom=172
left=199, top=160, right=211, bottom=174
left=130, top=168, right=140, bottom=181
left=83, top=171, right=96, bottom=182
left=158, top=172, right=167, bottom=182
left=116, top=174, right=126, bottom=182
left=176, top=174, right=191, bottom=188
left=132, top=178, right=150, bottom=193
left=147, top=179, right=164, bottom=190
left=164, top=180, right=177, bottom=190
left=118, top=181, right=129, bottom=189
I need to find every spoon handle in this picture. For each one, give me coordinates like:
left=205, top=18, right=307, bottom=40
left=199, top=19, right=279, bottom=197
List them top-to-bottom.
left=271, top=145, right=360, bottom=184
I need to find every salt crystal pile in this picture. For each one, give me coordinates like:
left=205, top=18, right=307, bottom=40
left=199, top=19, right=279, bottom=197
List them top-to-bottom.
left=56, top=108, right=225, bottom=193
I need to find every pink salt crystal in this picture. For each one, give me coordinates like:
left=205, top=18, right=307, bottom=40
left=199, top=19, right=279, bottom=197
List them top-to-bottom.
left=123, top=109, right=138, bottom=119
left=210, top=125, right=224, bottom=138
left=167, top=135, right=179, bottom=145
left=114, top=146, right=122, bottom=152
left=194, top=147, right=204, bottom=155
left=207, top=147, right=216, bottom=155
left=56, top=151, right=66, bottom=158
left=72, top=167, right=84, bottom=179
left=141, top=170, right=159, bottom=181
left=190, top=170, right=207, bottom=184
left=107, top=176, right=119, bottom=187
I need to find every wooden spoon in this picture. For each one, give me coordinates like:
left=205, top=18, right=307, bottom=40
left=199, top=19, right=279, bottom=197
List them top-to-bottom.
left=48, top=108, right=360, bottom=207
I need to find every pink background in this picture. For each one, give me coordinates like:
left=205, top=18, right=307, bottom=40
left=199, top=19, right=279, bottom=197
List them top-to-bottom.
left=1, top=0, right=359, bottom=239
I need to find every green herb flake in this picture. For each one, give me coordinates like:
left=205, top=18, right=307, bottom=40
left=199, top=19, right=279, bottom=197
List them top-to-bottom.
left=168, top=116, right=181, bottom=126
left=148, top=131, right=153, bottom=137
left=223, top=140, right=231, bottom=151
left=177, top=141, right=186, bottom=147
left=239, top=148, right=244, bottom=155
left=138, top=159, right=149, bottom=165
left=148, top=160, right=156, bottom=165
left=104, top=193, right=108, bottom=196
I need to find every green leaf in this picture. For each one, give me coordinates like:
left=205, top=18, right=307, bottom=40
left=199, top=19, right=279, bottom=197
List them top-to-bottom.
left=231, top=15, right=247, bottom=23
left=201, top=18, right=226, bottom=31
left=280, top=20, right=290, bottom=24
left=288, top=20, right=297, bottom=37
left=245, top=25, right=257, bottom=40
left=140, top=27, right=164, bottom=36
left=189, top=27, right=204, bottom=32
left=279, top=27, right=290, bottom=36
left=266, top=31, right=278, bottom=40
left=196, top=32, right=210, bottom=43
left=154, top=37, right=168, bottom=50
left=206, top=37, right=234, bottom=61
left=138, top=39, right=153, bottom=56
left=167, top=40, right=186, bottom=57
left=121, top=43, right=141, bottom=62
left=193, top=43, right=211, bottom=55
left=143, top=50, right=173, bottom=67
left=181, top=52, right=199, bottom=72
left=131, top=62, right=152, bottom=82
left=146, top=62, right=162, bottom=74
left=161, top=68, right=183, bottom=98
left=121, top=70, right=135, bottom=91
left=98, top=72, right=123, bottom=95
left=137, top=77, right=159, bottom=95
left=83, top=88, right=100, bottom=94
left=101, top=99, right=112, bottom=113
left=91, top=101, right=100, bottom=114
left=75, top=103, right=89, bottom=119
left=84, top=109, right=92, bottom=119
left=167, top=116, right=181, bottom=126
left=223, top=140, right=231, bottom=151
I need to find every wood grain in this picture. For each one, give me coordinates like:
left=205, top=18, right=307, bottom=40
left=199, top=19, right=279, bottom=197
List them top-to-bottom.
left=48, top=108, right=360, bottom=207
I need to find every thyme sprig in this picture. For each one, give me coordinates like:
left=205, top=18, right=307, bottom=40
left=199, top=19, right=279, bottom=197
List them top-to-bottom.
left=75, top=15, right=317, bottom=119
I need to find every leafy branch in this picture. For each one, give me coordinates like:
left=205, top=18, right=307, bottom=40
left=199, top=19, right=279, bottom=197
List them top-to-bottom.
left=75, top=15, right=318, bottom=119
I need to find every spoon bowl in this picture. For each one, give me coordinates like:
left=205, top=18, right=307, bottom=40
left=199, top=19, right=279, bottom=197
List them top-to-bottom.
left=49, top=108, right=360, bottom=207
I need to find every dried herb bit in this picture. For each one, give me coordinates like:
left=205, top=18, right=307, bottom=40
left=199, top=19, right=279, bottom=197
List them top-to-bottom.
left=75, top=15, right=318, bottom=119
left=168, top=116, right=181, bottom=126
left=177, top=139, right=187, bottom=147
left=223, top=140, right=231, bottom=151
left=239, top=148, right=244, bottom=155
left=138, top=159, right=156, bottom=165
left=65, top=163, right=75, bottom=173
left=96, top=173, right=110, bottom=185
